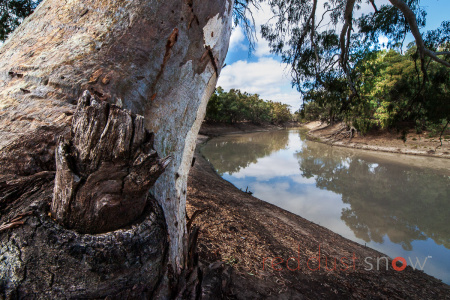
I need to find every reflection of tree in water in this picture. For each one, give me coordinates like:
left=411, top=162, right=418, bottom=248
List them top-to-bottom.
left=201, top=130, right=290, bottom=175
left=296, top=140, right=450, bottom=250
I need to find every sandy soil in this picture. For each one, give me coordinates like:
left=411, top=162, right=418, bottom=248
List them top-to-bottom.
left=304, top=121, right=450, bottom=159
left=186, top=123, right=450, bottom=299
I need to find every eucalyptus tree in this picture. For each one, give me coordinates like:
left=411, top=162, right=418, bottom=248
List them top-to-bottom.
left=0, top=0, right=236, bottom=297
left=0, top=0, right=448, bottom=297
left=261, top=0, right=449, bottom=126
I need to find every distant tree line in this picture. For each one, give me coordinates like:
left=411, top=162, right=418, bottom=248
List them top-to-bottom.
left=298, top=45, right=450, bottom=136
left=206, top=87, right=293, bottom=124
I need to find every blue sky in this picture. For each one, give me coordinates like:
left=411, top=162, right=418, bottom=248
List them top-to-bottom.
left=217, top=0, right=450, bottom=112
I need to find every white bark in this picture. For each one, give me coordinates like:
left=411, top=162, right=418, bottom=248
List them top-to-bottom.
left=0, top=0, right=234, bottom=273
left=148, top=3, right=234, bottom=272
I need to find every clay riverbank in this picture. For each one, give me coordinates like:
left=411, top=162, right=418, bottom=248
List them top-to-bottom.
left=304, top=121, right=450, bottom=159
left=186, top=122, right=450, bottom=299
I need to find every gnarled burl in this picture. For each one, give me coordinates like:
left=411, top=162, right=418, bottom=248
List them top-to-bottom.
left=0, top=91, right=170, bottom=298
left=52, top=91, right=171, bottom=233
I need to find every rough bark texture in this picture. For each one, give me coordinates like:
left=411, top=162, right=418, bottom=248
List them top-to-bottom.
left=0, top=0, right=233, bottom=276
left=0, top=90, right=170, bottom=298
left=51, top=91, right=170, bottom=234
left=0, top=193, right=168, bottom=299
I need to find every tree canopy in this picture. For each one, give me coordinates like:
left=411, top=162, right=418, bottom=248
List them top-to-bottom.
left=1, top=0, right=449, bottom=133
left=257, top=0, right=449, bottom=134
left=260, top=0, right=450, bottom=93
left=300, top=46, right=450, bottom=134
left=206, top=87, right=293, bottom=124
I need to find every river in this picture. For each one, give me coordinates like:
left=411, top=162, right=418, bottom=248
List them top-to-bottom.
left=200, top=128, right=450, bottom=284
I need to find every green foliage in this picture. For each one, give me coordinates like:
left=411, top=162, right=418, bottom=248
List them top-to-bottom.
left=0, top=0, right=41, bottom=41
left=261, top=0, right=449, bottom=134
left=358, top=0, right=427, bottom=48
left=298, top=47, right=449, bottom=135
left=301, top=75, right=349, bottom=124
left=206, top=87, right=292, bottom=124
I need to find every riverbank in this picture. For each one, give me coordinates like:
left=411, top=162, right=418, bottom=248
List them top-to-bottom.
left=199, top=121, right=299, bottom=137
left=304, top=121, right=450, bottom=159
left=186, top=123, right=450, bottom=299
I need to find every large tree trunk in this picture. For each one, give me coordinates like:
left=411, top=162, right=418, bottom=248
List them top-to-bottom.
left=0, top=0, right=233, bottom=297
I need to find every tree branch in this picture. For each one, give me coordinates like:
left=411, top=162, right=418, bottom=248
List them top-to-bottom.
left=310, top=0, right=319, bottom=68
left=340, top=0, right=357, bottom=96
left=369, top=0, right=378, bottom=13
left=388, top=0, right=450, bottom=69
left=424, top=49, right=450, bottom=67
left=434, top=51, right=450, bottom=56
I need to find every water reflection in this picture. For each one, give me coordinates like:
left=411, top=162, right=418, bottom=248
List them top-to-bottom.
left=200, top=129, right=450, bottom=283
left=201, top=131, right=290, bottom=175
left=296, top=139, right=450, bottom=251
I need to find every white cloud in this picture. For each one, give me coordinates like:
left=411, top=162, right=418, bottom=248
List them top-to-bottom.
left=221, top=0, right=395, bottom=110
left=222, top=0, right=392, bottom=111
left=247, top=2, right=275, bottom=57
left=221, top=3, right=303, bottom=109
left=229, top=25, right=247, bottom=52
left=217, top=57, right=301, bottom=109
left=232, top=152, right=300, bottom=180
left=290, top=174, right=317, bottom=185
left=250, top=181, right=359, bottom=240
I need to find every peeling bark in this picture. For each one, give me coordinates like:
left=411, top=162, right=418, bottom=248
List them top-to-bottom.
left=0, top=0, right=234, bottom=275
left=0, top=0, right=234, bottom=297
left=0, top=91, right=171, bottom=298
left=51, top=91, right=170, bottom=234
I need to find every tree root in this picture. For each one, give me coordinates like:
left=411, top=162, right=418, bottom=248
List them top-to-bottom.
left=326, top=124, right=357, bottom=143
left=0, top=212, right=33, bottom=232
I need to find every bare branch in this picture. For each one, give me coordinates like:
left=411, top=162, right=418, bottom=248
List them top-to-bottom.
left=310, top=0, right=319, bottom=67
left=339, top=0, right=357, bottom=96
left=369, top=0, right=378, bottom=13
left=388, top=0, right=450, bottom=69
left=317, top=7, right=338, bottom=28
left=424, top=49, right=450, bottom=67
left=434, top=51, right=450, bottom=56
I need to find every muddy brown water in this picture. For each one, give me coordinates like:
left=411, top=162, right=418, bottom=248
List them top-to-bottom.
left=200, top=128, right=450, bottom=284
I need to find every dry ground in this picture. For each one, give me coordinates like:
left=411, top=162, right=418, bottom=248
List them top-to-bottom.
left=304, top=121, right=450, bottom=159
left=186, top=126, right=450, bottom=299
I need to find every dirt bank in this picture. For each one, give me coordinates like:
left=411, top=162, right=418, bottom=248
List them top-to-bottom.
left=199, top=121, right=300, bottom=137
left=304, top=121, right=450, bottom=159
left=186, top=123, right=450, bottom=299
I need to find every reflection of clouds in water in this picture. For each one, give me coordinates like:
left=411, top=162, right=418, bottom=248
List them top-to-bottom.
left=203, top=129, right=450, bottom=284
left=201, top=130, right=292, bottom=176
left=232, top=131, right=308, bottom=180
left=287, top=132, right=304, bottom=149
left=232, top=151, right=301, bottom=180
left=368, top=163, right=379, bottom=173
left=290, top=174, right=316, bottom=185
left=251, top=181, right=356, bottom=240
left=367, top=237, right=450, bottom=285
left=407, top=240, right=450, bottom=285
left=417, top=260, right=450, bottom=285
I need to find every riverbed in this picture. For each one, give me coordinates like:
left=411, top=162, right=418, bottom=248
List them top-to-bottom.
left=200, top=128, right=450, bottom=284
